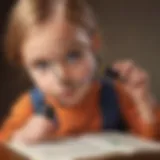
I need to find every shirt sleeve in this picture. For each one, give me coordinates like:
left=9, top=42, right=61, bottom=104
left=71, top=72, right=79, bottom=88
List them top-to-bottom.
left=115, top=82, right=158, bottom=140
left=0, top=93, right=33, bottom=142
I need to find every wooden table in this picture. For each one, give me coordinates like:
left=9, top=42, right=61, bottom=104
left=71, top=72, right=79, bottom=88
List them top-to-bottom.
left=0, top=144, right=29, bottom=160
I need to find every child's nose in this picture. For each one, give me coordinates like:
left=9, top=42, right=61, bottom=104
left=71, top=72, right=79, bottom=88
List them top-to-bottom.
left=52, top=63, right=69, bottom=80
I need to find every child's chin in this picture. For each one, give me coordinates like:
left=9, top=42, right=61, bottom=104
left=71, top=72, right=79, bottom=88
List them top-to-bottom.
left=59, top=95, right=83, bottom=106
left=60, top=98, right=80, bottom=106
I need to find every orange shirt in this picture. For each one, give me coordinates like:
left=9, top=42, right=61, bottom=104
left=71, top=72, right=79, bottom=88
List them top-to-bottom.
left=0, top=81, right=158, bottom=142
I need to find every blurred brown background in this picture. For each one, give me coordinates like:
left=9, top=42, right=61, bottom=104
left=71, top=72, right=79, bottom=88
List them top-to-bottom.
left=0, top=0, right=160, bottom=124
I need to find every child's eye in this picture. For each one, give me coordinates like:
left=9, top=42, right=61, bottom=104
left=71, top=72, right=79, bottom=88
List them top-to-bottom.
left=67, top=51, right=82, bottom=63
left=34, top=60, right=50, bottom=70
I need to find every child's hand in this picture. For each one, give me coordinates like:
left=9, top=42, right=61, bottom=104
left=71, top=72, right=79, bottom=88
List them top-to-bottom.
left=113, top=60, right=156, bottom=123
left=11, top=115, right=55, bottom=144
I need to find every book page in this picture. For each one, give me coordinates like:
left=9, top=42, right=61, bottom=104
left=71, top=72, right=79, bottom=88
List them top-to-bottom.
left=7, top=132, right=160, bottom=160
left=80, top=132, right=160, bottom=150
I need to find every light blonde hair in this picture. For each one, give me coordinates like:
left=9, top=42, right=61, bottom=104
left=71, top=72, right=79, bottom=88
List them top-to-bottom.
left=5, top=0, right=98, bottom=66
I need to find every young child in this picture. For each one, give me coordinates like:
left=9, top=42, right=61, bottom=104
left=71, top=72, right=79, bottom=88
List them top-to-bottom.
left=0, top=0, right=159, bottom=144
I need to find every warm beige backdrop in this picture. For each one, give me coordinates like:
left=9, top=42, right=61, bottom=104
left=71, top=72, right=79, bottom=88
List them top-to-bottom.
left=89, top=0, right=160, bottom=99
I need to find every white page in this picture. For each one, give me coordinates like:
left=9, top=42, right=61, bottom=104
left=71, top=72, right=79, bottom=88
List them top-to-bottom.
left=7, top=132, right=160, bottom=160
left=80, top=132, right=160, bottom=149
left=8, top=138, right=115, bottom=160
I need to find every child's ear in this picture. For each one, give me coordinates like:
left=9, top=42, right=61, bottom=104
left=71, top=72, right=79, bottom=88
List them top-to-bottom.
left=92, top=32, right=101, bottom=52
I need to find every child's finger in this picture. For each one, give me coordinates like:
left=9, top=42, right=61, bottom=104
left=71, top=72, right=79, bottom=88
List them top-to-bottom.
left=113, top=60, right=135, bottom=78
left=127, top=68, right=148, bottom=88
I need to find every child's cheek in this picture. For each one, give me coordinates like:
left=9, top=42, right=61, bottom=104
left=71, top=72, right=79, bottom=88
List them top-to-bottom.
left=73, top=57, right=96, bottom=83
left=29, top=72, right=52, bottom=92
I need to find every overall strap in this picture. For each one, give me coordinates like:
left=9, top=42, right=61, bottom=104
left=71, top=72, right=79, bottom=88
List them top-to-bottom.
left=100, top=79, right=126, bottom=131
left=30, top=88, right=55, bottom=119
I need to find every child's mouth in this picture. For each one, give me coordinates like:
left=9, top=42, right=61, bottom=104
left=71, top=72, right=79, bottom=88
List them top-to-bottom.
left=61, top=88, right=76, bottom=97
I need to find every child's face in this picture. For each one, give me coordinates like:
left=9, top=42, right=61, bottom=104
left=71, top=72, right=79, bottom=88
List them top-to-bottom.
left=22, top=17, right=96, bottom=106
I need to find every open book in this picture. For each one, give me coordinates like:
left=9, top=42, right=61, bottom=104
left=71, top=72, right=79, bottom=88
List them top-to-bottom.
left=6, top=132, right=160, bottom=160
